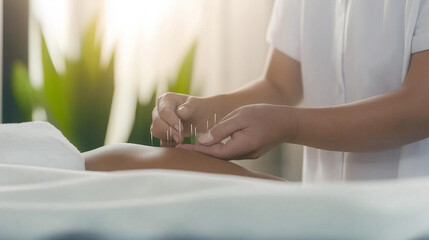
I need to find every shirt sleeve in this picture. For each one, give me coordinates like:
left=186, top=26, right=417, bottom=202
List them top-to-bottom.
left=266, top=0, right=302, bottom=61
left=412, top=0, right=429, bottom=53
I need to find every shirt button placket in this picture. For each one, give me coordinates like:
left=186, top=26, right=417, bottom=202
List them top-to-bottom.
left=334, top=0, right=347, bottom=104
left=335, top=0, right=349, bottom=181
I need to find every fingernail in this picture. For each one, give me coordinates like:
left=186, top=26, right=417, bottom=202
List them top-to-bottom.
left=177, top=105, right=188, bottom=115
left=198, top=131, right=213, bottom=145
left=174, top=135, right=179, bottom=143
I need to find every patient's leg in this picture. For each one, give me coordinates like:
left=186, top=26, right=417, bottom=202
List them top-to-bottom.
left=84, top=144, right=284, bottom=181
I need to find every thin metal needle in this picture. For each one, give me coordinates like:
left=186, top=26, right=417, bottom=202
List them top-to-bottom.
left=178, top=120, right=181, bottom=144
left=191, top=124, right=193, bottom=144
left=194, top=126, right=197, bottom=145
left=169, top=127, right=172, bottom=147
left=166, top=130, right=169, bottom=148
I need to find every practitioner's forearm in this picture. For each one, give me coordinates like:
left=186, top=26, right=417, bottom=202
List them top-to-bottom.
left=208, top=48, right=302, bottom=120
left=288, top=51, right=429, bottom=151
left=208, top=81, right=283, bottom=119
left=288, top=90, right=427, bottom=151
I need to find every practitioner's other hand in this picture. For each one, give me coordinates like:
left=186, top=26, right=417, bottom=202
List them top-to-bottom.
left=151, top=92, right=216, bottom=146
left=176, top=104, right=298, bottom=160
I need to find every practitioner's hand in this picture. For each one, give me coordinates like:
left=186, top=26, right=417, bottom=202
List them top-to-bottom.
left=151, top=92, right=217, bottom=146
left=176, top=104, right=298, bottom=160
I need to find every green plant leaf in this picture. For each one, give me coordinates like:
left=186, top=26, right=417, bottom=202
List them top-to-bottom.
left=12, top=15, right=198, bottom=152
left=38, top=15, right=114, bottom=152
left=81, top=15, right=102, bottom=86
left=64, top=17, right=115, bottom=151
left=41, top=32, right=73, bottom=139
left=129, top=40, right=198, bottom=146
left=169, top=41, right=197, bottom=93
left=11, top=61, right=36, bottom=121
left=128, top=88, right=158, bottom=146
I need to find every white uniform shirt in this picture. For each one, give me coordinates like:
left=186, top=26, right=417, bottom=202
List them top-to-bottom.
left=267, top=0, right=429, bottom=182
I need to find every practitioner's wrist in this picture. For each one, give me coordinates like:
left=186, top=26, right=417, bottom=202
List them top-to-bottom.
left=205, top=94, right=234, bottom=120
left=278, top=106, right=299, bottom=144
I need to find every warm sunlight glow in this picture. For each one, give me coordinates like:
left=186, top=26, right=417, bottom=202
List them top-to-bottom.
left=30, top=0, right=204, bottom=143
left=102, top=0, right=203, bottom=144
left=105, top=0, right=173, bottom=40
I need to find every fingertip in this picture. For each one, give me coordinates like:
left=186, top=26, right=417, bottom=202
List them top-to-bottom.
left=198, top=131, right=214, bottom=145
left=173, top=135, right=179, bottom=144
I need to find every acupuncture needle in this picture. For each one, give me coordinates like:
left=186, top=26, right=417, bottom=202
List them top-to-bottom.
left=178, top=120, right=181, bottom=144
left=191, top=124, right=193, bottom=144
left=169, top=127, right=172, bottom=147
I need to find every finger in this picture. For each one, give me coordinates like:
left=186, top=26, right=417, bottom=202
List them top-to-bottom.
left=157, top=93, right=185, bottom=132
left=177, top=97, right=199, bottom=121
left=177, top=103, right=192, bottom=121
left=152, top=106, right=184, bottom=143
left=158, top=106, right=183, bottom=133
left=151, top=107, right=169, bottom=140
left=215, top=107, right=242, bottom=124
left=198, top=116, right=244, bottom=146
left=151, top=117, right=170, bottom=140
left=151, top=120, right=183, bottom=144
left=177, top=132, right=252, bottom=160
left=160, top=140, right=178, bottom=148
left=176, top=142, right=240, bottom=160
left=176, top=144, right=229, bottom=158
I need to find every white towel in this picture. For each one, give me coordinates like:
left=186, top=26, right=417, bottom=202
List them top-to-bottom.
left=0, top=121, right=84, bottom=170
left=1, top=168, right=429, bottom=240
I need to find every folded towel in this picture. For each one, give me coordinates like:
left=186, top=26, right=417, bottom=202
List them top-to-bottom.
left=0, top=121, right=84, bottom=170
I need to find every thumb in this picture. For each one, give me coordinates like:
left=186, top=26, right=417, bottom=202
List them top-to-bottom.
left=177, top=101, right=196, bottom=121
left=198, top=117, right=243, bottom=146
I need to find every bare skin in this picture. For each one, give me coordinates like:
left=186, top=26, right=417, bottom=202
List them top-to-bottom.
left=153, top=47, right=429, bottom=159
left=151, top=48, right=302, bottom=146
left=84, top=143, right=285, bottom=181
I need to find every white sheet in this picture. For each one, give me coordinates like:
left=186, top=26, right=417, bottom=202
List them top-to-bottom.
left=0, top=122, right=84, bottom=170
left=1, top=122, right=428, bottom=239
left=1, top=164, right=429, bottom=240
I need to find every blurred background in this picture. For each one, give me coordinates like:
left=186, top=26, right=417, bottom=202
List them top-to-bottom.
left=1, top=0, right=303, bottom=181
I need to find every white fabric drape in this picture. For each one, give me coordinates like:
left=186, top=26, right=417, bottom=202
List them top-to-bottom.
left=2, top=166, right=429, bottom=239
